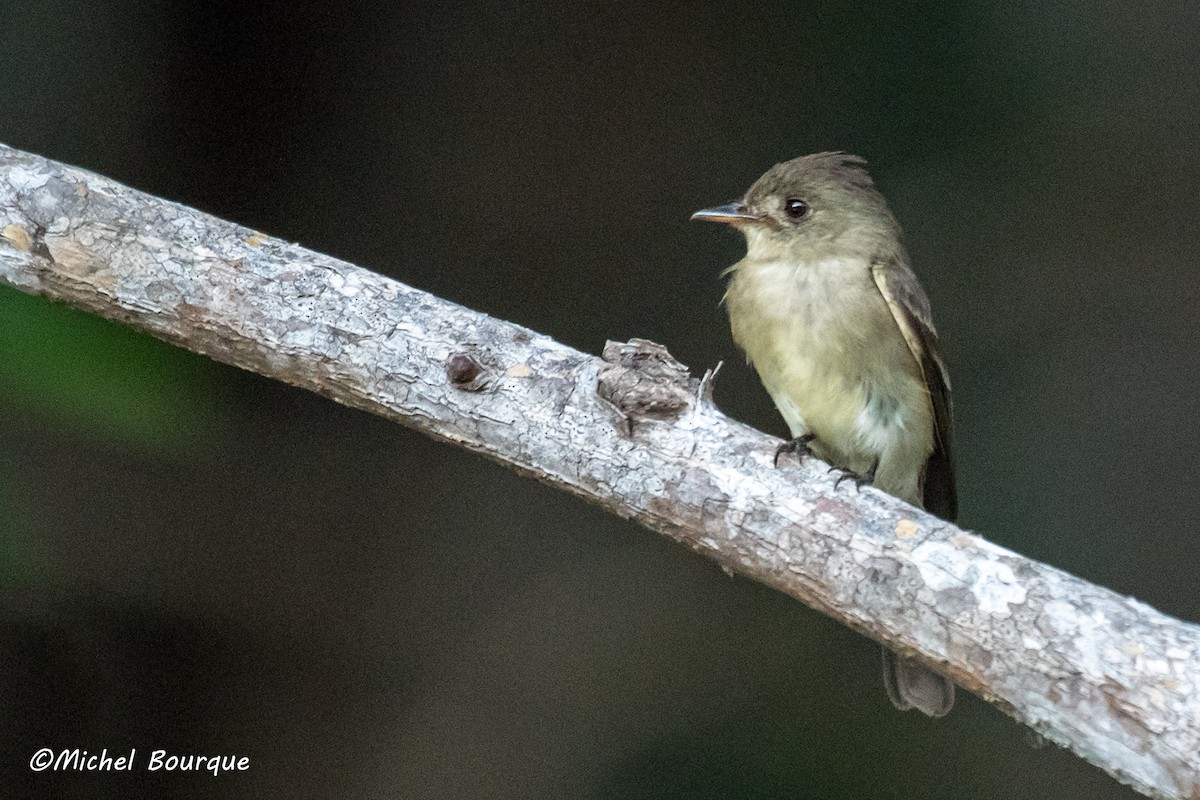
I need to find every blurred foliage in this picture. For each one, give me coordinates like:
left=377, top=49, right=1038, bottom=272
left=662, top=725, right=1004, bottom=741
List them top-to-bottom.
left=0, top=285, right=215, bottom=590
left=0, top=286, right=215, bottom=454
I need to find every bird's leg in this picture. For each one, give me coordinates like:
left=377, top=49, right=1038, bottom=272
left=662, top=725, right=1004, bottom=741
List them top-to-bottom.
left=774, top=432, right=817, bottom=467
left=831, top=458, right=879, bottom=492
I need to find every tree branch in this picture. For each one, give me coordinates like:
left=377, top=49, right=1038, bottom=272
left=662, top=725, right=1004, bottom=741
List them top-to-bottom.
left=0, top=143, right=1196, bottom=800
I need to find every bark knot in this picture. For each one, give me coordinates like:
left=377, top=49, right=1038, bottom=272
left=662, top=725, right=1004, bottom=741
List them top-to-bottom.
left=597, top=338, right=697, bottom=422
left=446, top=352, right=486, bottom=391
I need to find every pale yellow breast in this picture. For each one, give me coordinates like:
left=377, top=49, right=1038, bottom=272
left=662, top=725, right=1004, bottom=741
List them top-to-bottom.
left=725, top=256, right=933, bottom=504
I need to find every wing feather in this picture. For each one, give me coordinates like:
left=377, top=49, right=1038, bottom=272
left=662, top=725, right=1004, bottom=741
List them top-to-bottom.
left=870, top=260, right=957, bottom=521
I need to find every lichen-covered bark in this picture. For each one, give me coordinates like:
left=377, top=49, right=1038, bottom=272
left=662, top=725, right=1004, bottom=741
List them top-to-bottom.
left=0, top=143, right=1196, bottom=800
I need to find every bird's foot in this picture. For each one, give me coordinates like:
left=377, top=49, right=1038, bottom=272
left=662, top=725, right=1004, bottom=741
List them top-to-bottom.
left=774, top=433, right=817, bottom=467
left=829, top=459, right=879, bottom=492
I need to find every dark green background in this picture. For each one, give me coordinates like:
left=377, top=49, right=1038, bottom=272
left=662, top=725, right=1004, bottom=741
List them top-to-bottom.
left=2, top=1, right=1197, bottom=798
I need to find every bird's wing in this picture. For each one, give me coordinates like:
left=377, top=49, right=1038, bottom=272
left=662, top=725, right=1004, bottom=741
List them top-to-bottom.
left=870, top=259, right=957, bottom=521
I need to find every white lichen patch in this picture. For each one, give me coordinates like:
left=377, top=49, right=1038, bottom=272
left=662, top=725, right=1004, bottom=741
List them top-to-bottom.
left=6, top=165, right=50, bottom=192
left=136, top=233, right=170, bottom=251
left=705, top=463, right=773, bottom=514
left=613, top=470, right=663, bottom=498
left=774, top=495, right=818, bottom=528
left=911, top=540, right=1027, bottom=616
left=1041, top=599, right=1112, bottom=679
left=1139, top=658, right=1171, bottom=677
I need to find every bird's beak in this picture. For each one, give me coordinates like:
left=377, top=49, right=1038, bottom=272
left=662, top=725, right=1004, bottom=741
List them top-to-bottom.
left=690, top=202, right=760, bottom=225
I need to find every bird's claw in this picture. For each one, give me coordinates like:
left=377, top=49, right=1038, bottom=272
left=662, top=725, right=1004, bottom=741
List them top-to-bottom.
left=774, top=433, right=817, bottom=467
left=830, top=460, right=879, bottom=492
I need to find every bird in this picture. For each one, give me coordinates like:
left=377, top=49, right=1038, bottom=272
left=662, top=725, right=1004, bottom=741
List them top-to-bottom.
left=692, top=152, right=957, bottom=717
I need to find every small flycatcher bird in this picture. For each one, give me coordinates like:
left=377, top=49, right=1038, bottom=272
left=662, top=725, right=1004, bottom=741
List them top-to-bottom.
left=692, top=152, right=957, bottom=717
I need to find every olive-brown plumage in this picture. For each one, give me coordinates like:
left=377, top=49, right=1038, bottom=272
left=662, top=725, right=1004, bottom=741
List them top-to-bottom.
left=693, top=152, right=957, bottom=717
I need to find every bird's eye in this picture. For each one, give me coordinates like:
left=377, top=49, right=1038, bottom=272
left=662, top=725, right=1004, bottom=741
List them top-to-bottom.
left=784, top=198, right=810, bottom=219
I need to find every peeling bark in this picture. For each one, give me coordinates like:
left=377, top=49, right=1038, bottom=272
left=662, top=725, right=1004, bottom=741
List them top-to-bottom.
left=0, top=143, right=1197, bottom=800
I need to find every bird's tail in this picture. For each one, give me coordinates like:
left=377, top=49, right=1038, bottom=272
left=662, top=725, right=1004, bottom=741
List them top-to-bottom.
left=881, top=647, right=955, bottom=717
